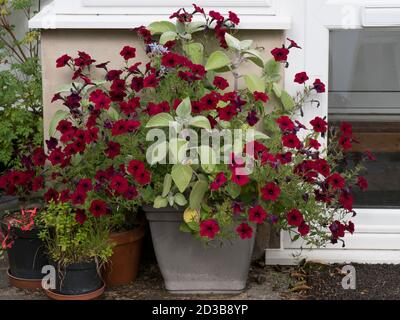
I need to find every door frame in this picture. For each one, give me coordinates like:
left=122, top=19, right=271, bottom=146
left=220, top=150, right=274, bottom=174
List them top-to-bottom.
left=267, top=0, right=400, bottom=264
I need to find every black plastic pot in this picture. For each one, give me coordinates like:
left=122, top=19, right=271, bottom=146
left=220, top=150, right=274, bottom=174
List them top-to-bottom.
left=1, top=223, right=48, bottom=280
left=52, top=261, right=103, bottom=295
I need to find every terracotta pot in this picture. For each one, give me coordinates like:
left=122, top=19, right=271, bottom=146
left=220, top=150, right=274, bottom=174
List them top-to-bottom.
left=103, top=225, right=145, bottom=287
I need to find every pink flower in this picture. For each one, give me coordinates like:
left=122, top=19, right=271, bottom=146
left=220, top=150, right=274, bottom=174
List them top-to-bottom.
left=200, top=219, right=220, bottom=239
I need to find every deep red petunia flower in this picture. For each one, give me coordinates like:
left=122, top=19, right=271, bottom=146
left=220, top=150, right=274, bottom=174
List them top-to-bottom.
left=209, top=10, right=224, bottom=22
left=228, top=11, right=240, bottom=25
left=287, top=38, right=302, bottom=49
left=120, top=46, right=137, bottom=60
left=271, top=47, right=290, bottom=62
left=161, top=52, right=183, bottom=68
left=56, top=54, right=71, bottom=68
left=294, top=71, right=309, bottom=84
left=143, top=73, right=159, bottom=88
left=213, top=76, right=229, bottom=90
left=131, top=77, right=144, bottom=92
left=313, top=79, right=326, bottom=93
left=253, top=91, right=269, bottom=102
left=276, top=116, right=295, bottom=132
left=310, top=116, right=328, bottom=133
left=111, top=120, right=128, bottom=136
left=340, top=121, right=353, bottom=137
left=282, top=133, right=301, bottom=149
left=339, top=135, right=352, bottom=150
left=308, top=138, right=321, bottom=150
left=105, top=141, right=121, bottom=159
left=32, top=147, right=46, bottom=166
left=48, top=149, right=64, bottom=166
left=314, top=159, right=331, bottom=177
left=127, top=160, right=145, bottom=177
left=135, top=170, right=151, bottom=185
left=210, top=172, right=227, bottom=191
left=231, top=172, right=250, bottom=186
left=327, top=173, right=346, bottom=190
left=110, top=175, right=129, bottom=194
left=32, top=176, right=44, bottom=192
left=357, top=176, right=368, bottom=191
left=77, top=178, right=93, bottom=193
left=261, top=182, right=281, bottom=201
left=124, top=186, right=139, bottom=200
left=44, top=188, right=59, bottom=203
left=71, top=190, right=87, bottom=205
left=339, top=190, right=354, bottom=211
left=89, top=199, right=108, bottom=218
left=248, top=206, right=268, bottom=224
left=75, top=209, right=88, bottom=225
left=286, top=209, right=304, bottom=227
left=200, top=219, right=220, bottom=239
left=329, top=220, right=346, bottom=239
left=346, top=221, right=355, bottom=234
left=298, top=222, right=310, bottom=236
left=236, top=223, right=253, bottom=240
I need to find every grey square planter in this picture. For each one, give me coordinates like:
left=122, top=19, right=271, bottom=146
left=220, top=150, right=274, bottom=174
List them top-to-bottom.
left=145, top=207, right=255, bottom=294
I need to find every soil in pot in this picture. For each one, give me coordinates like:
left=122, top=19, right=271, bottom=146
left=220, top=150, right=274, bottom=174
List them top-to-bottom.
left=145, top=207, right=256, bottom=294
left=103, top=224, right=145, bottom=287
left=49, top=260, right=103, bottom=298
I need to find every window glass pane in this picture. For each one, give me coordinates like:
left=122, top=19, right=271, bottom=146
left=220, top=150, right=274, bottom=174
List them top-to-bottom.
left=329, top=30, right=400, bottom=208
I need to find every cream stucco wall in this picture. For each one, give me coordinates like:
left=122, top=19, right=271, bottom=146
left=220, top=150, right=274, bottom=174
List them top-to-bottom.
left=41, top=29, right=283, bottom=140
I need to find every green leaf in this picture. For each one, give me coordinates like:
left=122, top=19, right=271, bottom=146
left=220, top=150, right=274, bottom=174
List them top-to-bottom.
left=148, top=21, right=177, bottom=35
left=186, top=21, right=206, bottom=33
left=159, top=31, right=178, bottom=45
left=225, top=33, right=241, bottom=50
left=240, top=40, right=253, bottom=50
left=184, top=43, right=204, bottom=65
left=244, top=49, right=265, bottom=68
left=205, top=51, right=231, bottom=71
left=264, top=59, right=281, bottom=81
left=244, top=74, right=266, bottom=93
left=273, top=83, right=282, bottom=98
left=281, top=90, right=295, bottom=111
left=176, top=97, right=191, bottom=119
left=107, top=106, right=120, bottom=121
left=49, top=110, right=70, bottom=137
left=146, top=113, right=174, bottom=128
left=189, top=116, right=211, bottom=130
left=253, top=130, right=270, bottom=141
left=169, top=138, right=188, bottom=163
left=198, top=145, right=217, bottom=173
left=171, top=164, right=193, bottom=193
left=162, top=174, right=172, bottom=197
left=189, top=180, right=209, bottom=210
left=226, top=183, right=241, bottom=199
left=174, top=193, right=188, bottom=206
left=154, top=196, right=169, bottom=209
left=187, top=221, right=200, bottom=232
left=179, top=222, right=192, bottom=233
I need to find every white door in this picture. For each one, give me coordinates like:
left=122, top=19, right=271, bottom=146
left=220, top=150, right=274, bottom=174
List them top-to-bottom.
left=267, top=0, right=400, bottom=264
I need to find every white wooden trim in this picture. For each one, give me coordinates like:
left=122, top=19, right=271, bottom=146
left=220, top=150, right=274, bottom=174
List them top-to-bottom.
left=30, top=0, right=291, bottom=29
left=362, top=5, right=400, bottom=27
left=266, top=249, right=400, bottom=265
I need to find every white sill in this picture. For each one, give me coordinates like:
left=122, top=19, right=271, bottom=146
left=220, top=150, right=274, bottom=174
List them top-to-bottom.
left=29, top=4, right=291, bottom=30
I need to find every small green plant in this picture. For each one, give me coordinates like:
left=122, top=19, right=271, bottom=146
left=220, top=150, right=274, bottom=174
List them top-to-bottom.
left=0, top=0, right=43, bottom=171
left=38, top=201, right=113, bottom=267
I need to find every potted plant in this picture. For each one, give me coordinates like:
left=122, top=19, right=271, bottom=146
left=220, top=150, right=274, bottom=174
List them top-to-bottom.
left=48, top=4, right=372, bottom=294
left=130, top=6, right=370, bottom=293
left=47, top=49, right=151, bottom=287
left=0, top=149, right=48, bottom=289
left=38, top=200, right=112, bottom=299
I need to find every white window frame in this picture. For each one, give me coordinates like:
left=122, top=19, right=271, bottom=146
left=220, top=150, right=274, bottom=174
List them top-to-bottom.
left=30, top=0, right=291, bottom=29
left=267, top=0, right=400, bottom=265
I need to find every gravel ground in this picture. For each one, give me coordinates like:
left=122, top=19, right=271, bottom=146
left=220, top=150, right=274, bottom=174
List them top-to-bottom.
left=2, top=257, right=400, bottom=300
left=0, top=258, right=296, bottom=300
